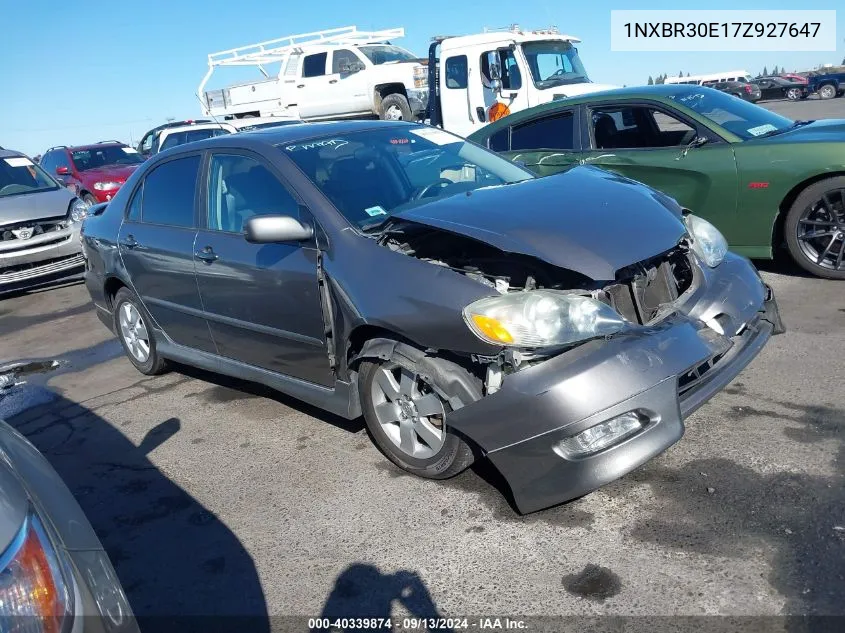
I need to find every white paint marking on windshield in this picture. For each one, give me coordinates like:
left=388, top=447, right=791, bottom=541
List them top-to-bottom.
left=284, top=139, right=349, bottom=152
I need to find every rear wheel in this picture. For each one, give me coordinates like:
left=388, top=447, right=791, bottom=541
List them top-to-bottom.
left=818, top=85, right=836, bottom=100
left=786, top=87, right=802, bottom=101
left=378, top=93, right=413, bottom=121
left=784, top=177, right=845, bottom=279
left=113, top=288, right=169, bottom=374
left=358, top=343, right=477, bottom=479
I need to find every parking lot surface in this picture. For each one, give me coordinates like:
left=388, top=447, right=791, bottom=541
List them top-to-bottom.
left=1, top=99, right=844, bottom=626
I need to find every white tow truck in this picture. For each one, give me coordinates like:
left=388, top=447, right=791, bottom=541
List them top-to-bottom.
left=197, top=24, right=615, bottom=138
left=426, top=25, right=616, bottom=137
left=197, top=26, right=429, bottom=123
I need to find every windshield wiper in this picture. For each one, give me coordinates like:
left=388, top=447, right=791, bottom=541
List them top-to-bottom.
left=757, top=120, right=813, bottom=139
left=360, top=215, right=394, bottom=233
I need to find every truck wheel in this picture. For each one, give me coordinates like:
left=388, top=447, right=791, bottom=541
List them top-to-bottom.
left=818, top=85, right=836, bottom=99
left=379, top=94, right=413, bottom=121
left=784, top=176, right=845, bottom=280
left=358, top=343, right=477, bottom=479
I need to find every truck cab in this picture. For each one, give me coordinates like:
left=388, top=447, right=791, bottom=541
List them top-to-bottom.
left=427, top=26, right=616, bottom=137
left=198, top=27, right=429, bottom=123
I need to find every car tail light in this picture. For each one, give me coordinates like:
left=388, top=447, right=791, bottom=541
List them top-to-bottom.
left=744, top=85, right=752, bottom=93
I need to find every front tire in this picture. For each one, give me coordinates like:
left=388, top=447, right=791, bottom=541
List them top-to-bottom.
left=786, top=87, right=802, bottom=101
left=378, top=93, right=413, bottom=121
left=784, top=177, right=845, bottom=279
left=113, top=287, right=169, bottom=374
left=358, top=343, right=477, bottom=479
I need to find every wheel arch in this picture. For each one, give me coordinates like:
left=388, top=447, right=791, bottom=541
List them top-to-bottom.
left=373, top=83, right=409, bottom=110
left=773, top=171, right=845, bottom=249
left=103, top=275, right=129, bottom=310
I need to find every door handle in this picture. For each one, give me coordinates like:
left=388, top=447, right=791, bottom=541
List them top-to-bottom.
left=329, top=79, right=338, bottom=84
left=297, top=84, right=305, bottom=88
left=119, top=235, right=139, bottom=249
left=194, top=247, right=219, bottom=263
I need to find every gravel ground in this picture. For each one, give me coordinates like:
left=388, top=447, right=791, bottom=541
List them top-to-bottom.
left=0, top=97, right=843, bottom=630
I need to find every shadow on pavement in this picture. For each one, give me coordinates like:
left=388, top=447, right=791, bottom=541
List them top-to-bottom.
left=6, top=391, right=269, bottom=631
left=312, top=563, right=452, bottom=632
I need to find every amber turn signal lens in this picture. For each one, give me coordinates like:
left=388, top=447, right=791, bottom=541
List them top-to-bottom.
left=487, top=102, right=511, bottom=122
left=471, top=314, right=514, bottom=344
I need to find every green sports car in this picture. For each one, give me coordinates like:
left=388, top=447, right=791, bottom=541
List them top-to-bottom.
left=467, top=85, right=845, bottom=279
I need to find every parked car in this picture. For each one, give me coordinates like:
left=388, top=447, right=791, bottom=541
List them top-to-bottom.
left=805, top=71, right=845, bottom=100
left=779, top=73, right=808, bottom=84
left=752, top=76, right=806, bottom=101
left=702, top=80, right=761, bottom=102
left=468, top=85, right=845, bottom=279
left=227, top=116, right=306, bottom=132
left=136, top=119, right=213, bottom=159
left=80, top=120, right=782, bottom=513
left=151, top=122, right=234, bottom=156
left=39, top=142, right=144, bottom=207
left=1, top=148, right=88, bottom=292
left=0, top=366, right=137, bottom=629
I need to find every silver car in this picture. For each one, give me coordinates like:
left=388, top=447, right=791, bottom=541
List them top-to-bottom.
left=0, top=148, right=88, bottom=291
left=0, top=366, right=137, bottom=630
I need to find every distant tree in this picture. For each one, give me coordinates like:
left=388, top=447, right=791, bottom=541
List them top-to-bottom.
left=772, top=65, right=779, bottom=75
left=762, top=66, right=768, bottom=76
left=686, top=72, right=691, bottom=77
left=647, top=75, right=654, bottom=85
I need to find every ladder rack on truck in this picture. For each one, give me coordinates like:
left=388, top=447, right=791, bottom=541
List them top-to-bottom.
left=197, top=26, right=406, bottom=108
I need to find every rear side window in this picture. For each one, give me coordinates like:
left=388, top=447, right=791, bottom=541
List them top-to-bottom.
left=303, top=52, right=327, bottom=78
left=510, top=113, right=575, bottom=151
left=141, top=155, right=199, bottom=227
left=126, top=182, right=143, bottom=221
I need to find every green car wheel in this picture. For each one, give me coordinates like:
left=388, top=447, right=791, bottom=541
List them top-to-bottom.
left=785, top=177, right=845, bottom=279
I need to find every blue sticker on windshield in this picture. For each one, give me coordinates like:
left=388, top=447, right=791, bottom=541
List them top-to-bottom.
left=365, top=206, right=387, bottom=217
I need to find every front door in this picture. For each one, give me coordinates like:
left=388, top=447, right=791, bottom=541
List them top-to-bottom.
left=580, top=102, right=739, bottom=234
left=193, top=151, right=332, bottom=386
left=117, top=153, right=215, bottom=352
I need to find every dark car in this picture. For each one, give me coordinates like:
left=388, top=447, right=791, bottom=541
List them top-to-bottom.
left=805, top=71, right=845, bottom=100
left=752, top=76, right=806, bottom=101
left=702, top=80, right=761, bottom=102
left=80, top=121, right=781, bottom=513
left=39, top=143, right=144, bottom=207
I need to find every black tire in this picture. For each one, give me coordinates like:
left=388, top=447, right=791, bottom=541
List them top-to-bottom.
left=818, top=85, right=836, bottom=100
left=837, top=90, right=844, bottom=98
left=378, top=93, right=413, bottom=121
left=784, top=176, right=845, bottom=280
left=82, top=193, right=98, bottom=207
left=112, top=287, right=170, bottom=374
left=358, top=343, right=478, bottom=479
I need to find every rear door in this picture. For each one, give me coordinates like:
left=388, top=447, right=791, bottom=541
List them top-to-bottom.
left=325, top=49, right=370, bottom=115
left=296, top=52, right=334, bottom=118
left=580, top=101, right=739, bottom=232
left=193, top=150, right=332, bottom=386
left=117, top=153, right=215, bottom=352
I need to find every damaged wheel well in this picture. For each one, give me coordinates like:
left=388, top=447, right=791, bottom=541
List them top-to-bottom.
left=103, top=276, right=127, bottom=309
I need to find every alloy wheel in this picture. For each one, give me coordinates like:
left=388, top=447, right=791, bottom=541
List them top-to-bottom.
left=819, top=85, right=835, bottom=99
left=787, top=88, right=801, bottom=100
left=384, top=105, right=403, bottom=121
left=796, top=189, right=845, bottom=271
left=118, top=302, right=151, bottom=363
left=370, top=363, right=446, bottom=459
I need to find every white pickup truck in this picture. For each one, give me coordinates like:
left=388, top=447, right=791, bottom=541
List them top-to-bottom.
left=198, top=26, right=429, bottom=123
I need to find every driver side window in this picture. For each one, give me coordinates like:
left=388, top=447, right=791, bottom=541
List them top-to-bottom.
left=591, top=106, right=695, bottom=150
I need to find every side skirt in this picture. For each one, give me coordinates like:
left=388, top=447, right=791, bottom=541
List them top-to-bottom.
left=156, top=331, right=361, bottom=420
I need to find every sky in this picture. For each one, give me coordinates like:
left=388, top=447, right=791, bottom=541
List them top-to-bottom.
left=1, top=0, right=843, bottom=156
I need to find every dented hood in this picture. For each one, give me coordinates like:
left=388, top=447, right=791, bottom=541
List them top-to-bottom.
left=392, top=166, right=687, bottom=280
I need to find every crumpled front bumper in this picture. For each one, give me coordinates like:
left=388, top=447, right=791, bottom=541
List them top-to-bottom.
left=0, top=224, right=84, bottom=289
left=446, top=254, right=782, bottom=513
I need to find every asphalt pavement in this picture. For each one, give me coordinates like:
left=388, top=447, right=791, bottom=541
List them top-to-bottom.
left=1, top=98, right=844, bottom=629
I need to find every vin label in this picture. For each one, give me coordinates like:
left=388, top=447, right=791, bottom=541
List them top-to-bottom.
left=611, top=10, right=836, bottom=52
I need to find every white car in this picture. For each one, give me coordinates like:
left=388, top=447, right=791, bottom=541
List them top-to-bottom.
left=153, top=117, right=303, bottom=154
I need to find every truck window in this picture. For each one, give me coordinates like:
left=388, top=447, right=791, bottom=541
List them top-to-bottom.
left=332, top=49, right=360, bottom=74
left=480, top=49, right=522, bottom=90
left=303, top=52, right=328, bottom=78
left=444, top=56, right=468, bottom=89
left=510, top=113, right=575, bottom=151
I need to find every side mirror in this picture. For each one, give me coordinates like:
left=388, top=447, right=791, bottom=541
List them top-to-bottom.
left=490, top=78, right=503, bottom=93
left=56, top=166, right=69, bottom=175
left=244, top=215, right=313, bottom=244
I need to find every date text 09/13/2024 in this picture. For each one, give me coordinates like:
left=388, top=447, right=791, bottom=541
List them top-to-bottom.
left=308, top=617, right=527, bottom=630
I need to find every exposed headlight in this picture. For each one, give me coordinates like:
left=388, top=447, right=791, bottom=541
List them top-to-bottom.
left=93, top=181, right=121, bottom=191
left=69, top=198, right=89, bottom=222
left=685, top=214, right=727, bottom=267
left=463, top=290, right=629, bottom=348
left=0, top=512, right=73, bottom=630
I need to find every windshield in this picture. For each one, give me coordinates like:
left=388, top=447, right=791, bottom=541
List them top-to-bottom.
left=521, top=40, right=590, bottom=89
left=357, top=45, right=417, bottom=65
left=668, top=89, right=794, bottom=140
left=281, top=126, right=532, bottom=229
left=70, top=145, right=143, bottom=171
left=0, top=156, right=59, bottom=198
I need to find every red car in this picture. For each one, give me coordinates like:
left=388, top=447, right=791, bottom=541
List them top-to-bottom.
left=779, top=73, right=808, bottom=84
left=38, top=142, right=144, bottom=206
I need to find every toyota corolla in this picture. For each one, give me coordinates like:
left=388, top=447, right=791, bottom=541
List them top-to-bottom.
left=80, top=121, right=783, bottom=513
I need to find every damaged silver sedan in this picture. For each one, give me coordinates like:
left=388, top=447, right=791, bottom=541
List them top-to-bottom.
left=80, top=121, right=783, bottom=513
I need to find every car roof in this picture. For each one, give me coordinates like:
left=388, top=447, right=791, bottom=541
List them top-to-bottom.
left=228, top=117, right=306, bottom=129
left=160, top=122, right=235, bottom=134
left=68, top=142, right=127, bottom=151
left=0, top=148, right=27, bottom=160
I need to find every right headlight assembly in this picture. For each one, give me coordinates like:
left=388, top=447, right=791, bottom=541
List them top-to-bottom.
left=463, top=290, right=629, bottom=348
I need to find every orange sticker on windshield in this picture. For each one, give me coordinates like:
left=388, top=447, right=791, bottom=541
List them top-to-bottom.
left=390, top=138, right=410, bottom=145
